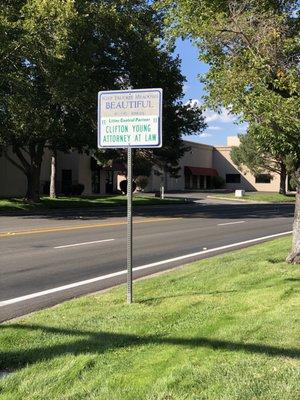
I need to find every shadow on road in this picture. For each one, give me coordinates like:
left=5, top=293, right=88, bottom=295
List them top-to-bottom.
left=0, top=202, right=295, bottom=222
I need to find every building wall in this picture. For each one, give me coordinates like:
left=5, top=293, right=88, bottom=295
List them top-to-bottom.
left=214, top=136, right=281, bottom=193
left=226, top=136, right=240, bottom=146
left=0, top=137, right=283, bottom=197
left=143, top=138, right=281, bottom=193
left=145, top=141, right=214, bottom=192
left=181, top=141, right=214, bottom=168
left=214, top=146, right=280, bottom=192
left=213, top=147, right=256, bottom=191
left=0, top=149, right=117, bottom=197
left=0, top=149, right=52, bottom=197
left=0, top=151, right=28, bottom=197
left=68, top=153, right=119, bottom=195
left=78, top=153, right=92, bottom=195
left=99, top=170, right=107, bottom=195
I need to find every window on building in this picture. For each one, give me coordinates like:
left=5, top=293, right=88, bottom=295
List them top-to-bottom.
left=105, top=171, right=114, bottom=194
left=184, top=173, right=191, bottom=189
left=226, top=174, right=241, bottom=183
left=255, top=174, right=272, bottom=184
left=192, top=175, right=198, bottom=189
left=200, top=175, right=205, bottom=189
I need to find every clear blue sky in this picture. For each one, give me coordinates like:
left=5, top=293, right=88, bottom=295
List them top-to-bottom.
left=175, top=39, right=248, bottom=146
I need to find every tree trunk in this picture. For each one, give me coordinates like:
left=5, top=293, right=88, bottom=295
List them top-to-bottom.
left=4, top=144, right=44, bottom=203
left=50, top=149, right=57, bottom=198
left=279, top=163, right=287, bottom=195
left=160, top=165, right=168, bottom=199
left=25, top=166, right=41, bottom=203
left=286, top=167, right=300, bottom=264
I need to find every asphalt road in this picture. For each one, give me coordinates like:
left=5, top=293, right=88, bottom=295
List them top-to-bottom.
left=0, top=201, right=294, bottom=322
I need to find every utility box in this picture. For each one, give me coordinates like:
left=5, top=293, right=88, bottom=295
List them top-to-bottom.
left=235, top=189, right=245, bottom=197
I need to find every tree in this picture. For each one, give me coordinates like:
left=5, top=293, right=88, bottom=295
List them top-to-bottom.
left=0, top=0, right=80, bottom=202
left=1, top=0, right=205, bottom=202
left=159, top=0, right=300, bottom=263
left=91, top=2, right=207, bottom=188
left=94, top=98, right=206, bottom=192
left=153, top=101, right=205, bottom=190
left=230, top=132, right=287, bottom=194
left=135, top=175, right=149, bottom=191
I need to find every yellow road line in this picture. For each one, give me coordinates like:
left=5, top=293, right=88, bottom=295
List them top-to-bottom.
left=0, top=217, right=182, bottom=238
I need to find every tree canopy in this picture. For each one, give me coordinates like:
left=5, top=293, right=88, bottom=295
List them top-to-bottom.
left=0, top=0, right=205, bottom=201
left=158, top=0, right=300, bottom=262
left=158, top=0, right=300, bottom=166
left=230, top=131, right=288, bottom=194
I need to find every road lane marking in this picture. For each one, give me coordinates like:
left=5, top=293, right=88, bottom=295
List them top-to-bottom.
left=0, top=217, right=182, bottom=238
left=218, top=221, right=246, bottom=226
left=0, top=230, right=292, bottom=307
left=54, top=239, right=115, bottom=249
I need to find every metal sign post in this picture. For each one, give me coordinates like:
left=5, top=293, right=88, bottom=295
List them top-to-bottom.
left=97, top=88, right=162, bottom=304
left=127, top=146, right=133, bottom=304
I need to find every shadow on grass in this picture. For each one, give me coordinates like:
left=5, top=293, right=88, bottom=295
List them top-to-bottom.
left=0, top=196, right=184, bottom=216
left=284, top=278, right=300, bottom=282
left=138, top=289, right=239, bottom=304
left=1, top=323, right=299, bottom=371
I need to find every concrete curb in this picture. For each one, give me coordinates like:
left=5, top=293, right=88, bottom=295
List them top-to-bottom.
left=207, top=195, right=295, bottom=205
left=207, top=196, right=267, bottom=204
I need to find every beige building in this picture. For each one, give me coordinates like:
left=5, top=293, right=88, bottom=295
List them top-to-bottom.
left=0, top=136, right=282, bottom=198
left=144, top=137, right=281, bottom=193
left=213, top=137, right=280, bottom=192
left=145, top=142, right=217, bottom=192
left=0, top=148, right=122, bottom=198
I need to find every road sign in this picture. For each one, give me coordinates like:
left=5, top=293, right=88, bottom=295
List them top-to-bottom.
left=97, top=88, right=163, bottom=304
left=98, top=89, right=162, bottom=149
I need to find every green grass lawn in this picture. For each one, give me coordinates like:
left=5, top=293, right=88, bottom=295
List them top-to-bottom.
left=214, top=192, right=296, bottom=203
left=0, top=195, right=183, bottom=212
left=1, top=237, right=299, bottom=399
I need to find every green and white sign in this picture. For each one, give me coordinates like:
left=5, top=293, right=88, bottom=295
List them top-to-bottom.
left=98, top=89, right=162, bottom=148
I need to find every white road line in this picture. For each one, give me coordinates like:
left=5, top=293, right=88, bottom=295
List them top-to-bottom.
left=218, top=221, right=246, bottom=226
left=0, top=231, right=292, bottom=307
left=54, top=239, right=115, bottom=249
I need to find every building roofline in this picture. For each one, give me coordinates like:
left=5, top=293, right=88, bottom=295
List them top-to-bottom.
left=183, top=139, right=214, bottom=150
left=214, top=146, right=233, bottom=150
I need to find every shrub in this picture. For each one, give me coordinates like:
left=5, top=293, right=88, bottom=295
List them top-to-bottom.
left=135, top=175, right=149, bottom=191
left=288, top=175, right=297, bottom=191
left=212, top=176, right=226, bottom=189
left=120, top=180, right=137, bottom=194
left=71, top=183, right=85, bottom=195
